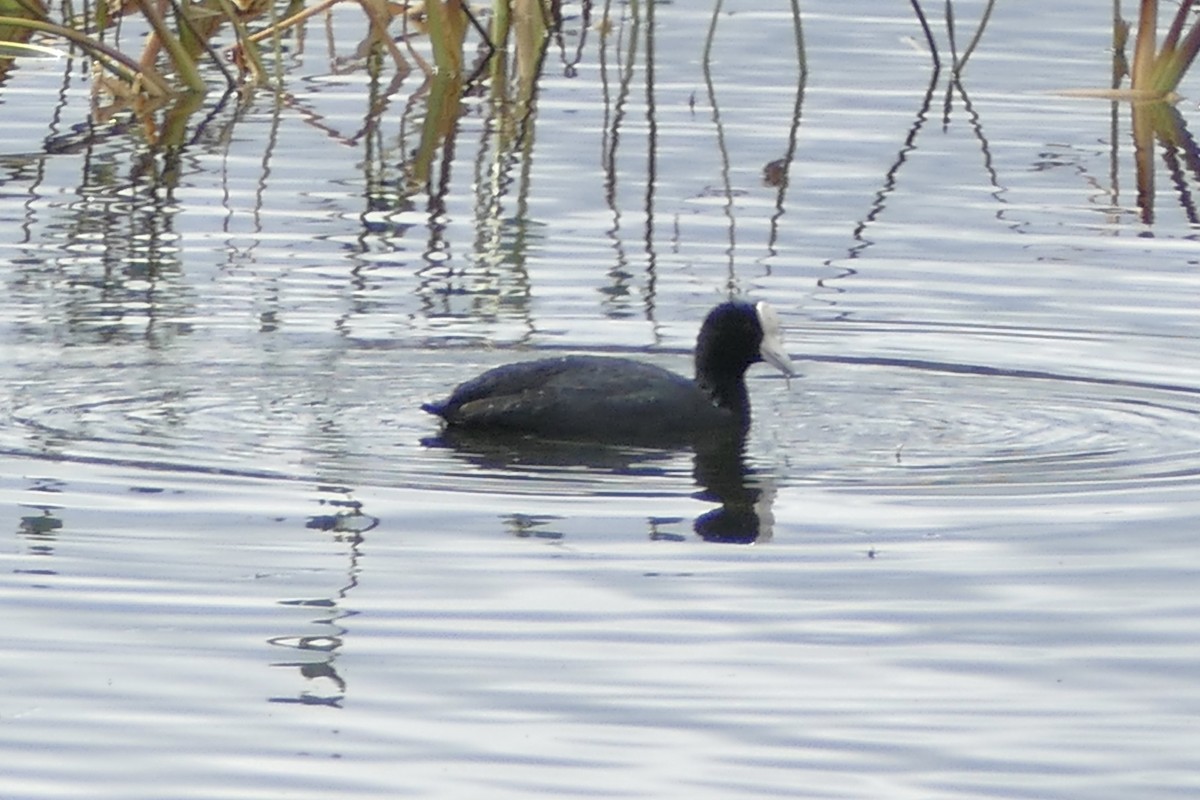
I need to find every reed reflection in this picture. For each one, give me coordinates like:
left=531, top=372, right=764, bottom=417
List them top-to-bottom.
left=268, top=486, right=377, bottom=709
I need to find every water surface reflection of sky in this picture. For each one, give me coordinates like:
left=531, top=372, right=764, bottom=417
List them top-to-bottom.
left=3, top=1, right=1200, bottom=798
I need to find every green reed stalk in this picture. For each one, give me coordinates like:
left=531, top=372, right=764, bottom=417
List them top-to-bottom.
left=134, top=0, right=206, bottom=93
left=214, top=0, right=265, bottom=83
left=426, top=0, right=468, bottom=76
left=1130, top=0, right=1200, bottom=96
left=1131, top=0, right=1158, bottom=91
left=1149, top=0, right=1200, bottom=92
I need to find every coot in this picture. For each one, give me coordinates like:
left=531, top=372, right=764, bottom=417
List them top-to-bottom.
left=422, top=300, right=796, bottom=443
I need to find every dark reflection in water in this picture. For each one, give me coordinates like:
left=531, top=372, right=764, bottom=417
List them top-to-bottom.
left=422, top=429, right=775, bottom=544
left=690, top=440, right=775, bottom=545
left=264, top=443, right=772, bottom=711
left=269, top=486, right=377, bottom=708
left=15, top=505, right=64, bottom=585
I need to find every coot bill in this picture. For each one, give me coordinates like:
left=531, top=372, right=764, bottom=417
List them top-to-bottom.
left=422, top=300, right=796, bottom=443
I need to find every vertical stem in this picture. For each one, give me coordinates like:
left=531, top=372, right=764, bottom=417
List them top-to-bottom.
left=135, top=0, right=205, bottom=93
left=427, top=0, right=467, bottom=76
left=643, top=0, right=657, bottom=276
left=702, top=0, right=721, bottom=67
left=791, top=0, right=806, bottom=78
left=909, top=0, right=941, bottom=72
left=944, top=0, right=958, bottom=69
left=954, top=0, right=996, bottom=78
left=1112, top=0, right=1128, bottom=89
left=1131, top=0, right=1158, bottom=90
left=1154, top=0, right=1200, bottom=92
left=1160, top=0, right=1193, bottom=54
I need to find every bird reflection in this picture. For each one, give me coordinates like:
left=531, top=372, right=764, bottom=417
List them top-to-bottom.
left=422, top=429, right=775, bottom=544
left=691, top=439, right=775, bottom=544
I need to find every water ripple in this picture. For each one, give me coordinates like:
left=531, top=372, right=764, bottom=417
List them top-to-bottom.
left=8, top=341, right=1200, bottom=503
left=766, top=351, right=1200, bottom=493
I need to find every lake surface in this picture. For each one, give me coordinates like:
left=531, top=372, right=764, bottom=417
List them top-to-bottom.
left=3, top=1, right=1200, bottom=797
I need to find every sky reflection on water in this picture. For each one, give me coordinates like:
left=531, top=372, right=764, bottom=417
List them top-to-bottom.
left=3, top=1, right=1200, bottom=798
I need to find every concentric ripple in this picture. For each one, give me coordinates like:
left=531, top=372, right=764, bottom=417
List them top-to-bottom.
left=6, top=344, right=1200, bottom=500
left=767, top=354, right=1200, bottom=493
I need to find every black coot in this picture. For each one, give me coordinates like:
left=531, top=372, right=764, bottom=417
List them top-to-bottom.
left=422, top=300, right=796, bottom=443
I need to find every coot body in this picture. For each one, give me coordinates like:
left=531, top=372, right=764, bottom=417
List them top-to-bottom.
left=422, top=301, right=795, bottom=443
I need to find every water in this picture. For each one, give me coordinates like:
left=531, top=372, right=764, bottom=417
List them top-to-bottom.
left=3, top=1, right=1200, bottom=797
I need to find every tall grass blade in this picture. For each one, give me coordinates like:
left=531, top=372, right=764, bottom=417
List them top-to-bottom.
left=135, top=0, right=206, bottom=93
left=215, top=0, right=265, bottom=83
left=426, top=0, right=468, bottom=77
left=908, top=0, right=940, bottom=72
left=953, top=0, right=996, bottom=77
left=1131, top=0, right=1158, bottom=91
left=1159, top=0, right=1193, bottom=54
left=1153, top=4, right=1200, bottom=92
left=0, top=14, right=173, bottom=94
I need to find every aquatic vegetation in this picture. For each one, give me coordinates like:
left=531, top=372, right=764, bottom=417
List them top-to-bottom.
left=0, top=0, right=511, bottom=103
left=0, top=0, right=1196, bottom=224
left=0, top=0, right=547, bottom=147
left=1128, top=0, right=1200, bottom=99
left=1111, top=2, right=1200, bottom=222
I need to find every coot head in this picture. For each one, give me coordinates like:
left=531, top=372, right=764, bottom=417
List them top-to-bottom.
left=693, top=300, right=795, bottom=416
